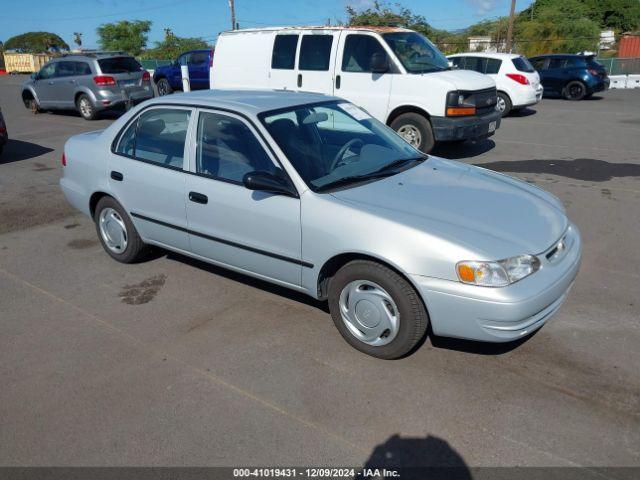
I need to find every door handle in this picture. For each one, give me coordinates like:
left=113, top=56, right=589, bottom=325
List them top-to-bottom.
left=297, top=74, right=302, bottom=88
left=335, top=75, right=341, bottom=89
left=110, top=171, right=123, bottom=181
left=189, top=191, right=208, bottom=204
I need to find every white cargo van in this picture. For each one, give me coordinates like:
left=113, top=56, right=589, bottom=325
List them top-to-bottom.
left=211, top=26, right=501, bottom=152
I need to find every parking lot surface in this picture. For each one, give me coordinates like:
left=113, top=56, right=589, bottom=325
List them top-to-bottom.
left=1, top=74, right=639, bottom=468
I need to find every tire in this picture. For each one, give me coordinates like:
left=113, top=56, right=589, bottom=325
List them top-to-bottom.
left=156, top=78, right=173, bottom=96
left=563, top=81, right=586, bottom=101
left=496, top=92, right=512, bottom=116
left=76, top=94, right=97, bottom=120
left=390, top=113, right=435, bottom=154
left=94, top=196, right=147, bottom=263
left=328, top=260, right=429, bottom=359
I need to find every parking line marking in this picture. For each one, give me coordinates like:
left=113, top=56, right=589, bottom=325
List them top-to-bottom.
left=0, top=266, right=368, bottom=456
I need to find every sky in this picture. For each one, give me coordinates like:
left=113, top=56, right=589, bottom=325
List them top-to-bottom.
left=1, top=0, right=534, bottom=50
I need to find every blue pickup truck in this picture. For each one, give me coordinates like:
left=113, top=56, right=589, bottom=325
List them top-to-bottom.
left=153, top=49, right=214, bottom=95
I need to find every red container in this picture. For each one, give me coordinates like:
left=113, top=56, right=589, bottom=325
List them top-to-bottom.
left=619, top=35, right=640, bottom=58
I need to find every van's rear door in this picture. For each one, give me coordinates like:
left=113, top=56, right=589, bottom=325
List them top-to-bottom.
left=295, top=31, right=339, bottom=94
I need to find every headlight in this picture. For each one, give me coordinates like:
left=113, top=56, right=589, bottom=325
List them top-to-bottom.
left=456, top=255, right=540, bottom=287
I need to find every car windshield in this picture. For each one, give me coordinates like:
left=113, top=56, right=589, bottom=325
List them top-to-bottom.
left=382, top=32, right=449, bottom=73
left=98, top=57, right=142, bottom=74
left=260, top=101, right=426, bottom=192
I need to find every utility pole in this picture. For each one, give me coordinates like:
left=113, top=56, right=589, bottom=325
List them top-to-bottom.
left=228, top=0, right=236, bottom=30
left=505, top=0, right=516, bottom=53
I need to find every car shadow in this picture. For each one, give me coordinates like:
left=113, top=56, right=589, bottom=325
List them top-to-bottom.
left=509, top=107, right=537, bottom=117
left=431, top=138, right=495, bottom=159
left=0, top=139, right=54, bottom=164
left=162, top=250, right=330, bottom=312
left=429, top=329, right=539, bottom=355
left=360, top=434, right=472, bottom=480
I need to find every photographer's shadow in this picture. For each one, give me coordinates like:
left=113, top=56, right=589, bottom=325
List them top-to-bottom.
left=360, top=434, right=472, bottom=480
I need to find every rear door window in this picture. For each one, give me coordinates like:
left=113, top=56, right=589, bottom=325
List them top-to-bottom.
left=342, top=34, right=386, bottom=73
left=272, top=35, right=299, bottom=69
left=299, top=35, right=333, bottom=71
left=463, top=56, right=486, bottom=73
left=512, top=56, right=534, bottom=72
left=98, top=57, right=142, bottom=73
left=565, top=57, right=586, bottom=68
left=485, top=58, right=502, bottom=74
left=548, top=58, right=567, bottom=69
left=56, top=61, right=76, bottom=78
left=75, top=62, right=92, bottom=75
left=116, top=108, right=192, bottom=169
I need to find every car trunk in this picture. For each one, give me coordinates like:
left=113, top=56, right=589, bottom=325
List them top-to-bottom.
left=97, top=57, right=145, bottom=92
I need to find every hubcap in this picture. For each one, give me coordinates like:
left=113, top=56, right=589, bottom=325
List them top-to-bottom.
left=569, top=84, right=583, bottom=99
left=496, top=96, right=506, bottom=112
left=79, top=98, right=92, bottom=117
left=397, top=125, right=422, bottom=148
left=98, top=208, right=128, bottom=254
left=338, top=280, right=400, bottom=346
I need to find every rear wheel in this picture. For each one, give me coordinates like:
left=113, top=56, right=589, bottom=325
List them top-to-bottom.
left=156, top=78, right=173, bottom=96
left=564, top=81, right=586, bottom=101
left=496, top=92, right=512, bottom=116
left=76, top=94, right=97, bottom=120
left=390, top=113, right=435, bottom=153
left=94, top=197, right=147, bottom=263
left=328, top=260, right=429, bottom=359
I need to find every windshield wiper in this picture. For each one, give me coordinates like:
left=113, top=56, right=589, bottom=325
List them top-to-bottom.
left=372, top=156, right=427, bottom=174
left=315, top=171, right=399, bottom=192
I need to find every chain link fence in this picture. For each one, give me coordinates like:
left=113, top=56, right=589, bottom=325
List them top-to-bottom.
left=596, top=57, right=640, bottom=75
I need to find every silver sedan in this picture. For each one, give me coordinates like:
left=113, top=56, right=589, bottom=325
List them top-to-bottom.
left=60, top=90, right=581, bottom=358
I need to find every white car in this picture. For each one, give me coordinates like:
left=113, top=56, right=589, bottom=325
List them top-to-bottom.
left=211, top=27, right=501, bottom=153
left=448, top=53, right=543, bottom=116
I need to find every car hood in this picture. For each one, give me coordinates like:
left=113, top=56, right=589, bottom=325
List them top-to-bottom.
left=423, top=69, right=495, bottom=90
left=330, top=157, right=567, bottom=259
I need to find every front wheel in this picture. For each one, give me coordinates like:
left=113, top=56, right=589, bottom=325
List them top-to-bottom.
left=156, top=78, right=173, bottom=96
left=564, top=81, right=586, bottom=101
left=76, top=94, right=97, bottom=120
left=390, top=113, right=435, bottom=153
left=94, top=197, right=148, bottom=263
left=328, top=260, right=429, bottom=359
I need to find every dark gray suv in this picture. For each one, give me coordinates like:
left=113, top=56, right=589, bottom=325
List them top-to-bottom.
left=21, top=53, right=154, bottom=120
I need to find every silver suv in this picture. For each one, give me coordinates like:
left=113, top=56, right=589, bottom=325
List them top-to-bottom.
left=21, top=53, right=154, bottom=120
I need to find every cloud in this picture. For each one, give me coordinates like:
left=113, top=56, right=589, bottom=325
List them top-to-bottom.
left=467, top=0, right=497, bottom=15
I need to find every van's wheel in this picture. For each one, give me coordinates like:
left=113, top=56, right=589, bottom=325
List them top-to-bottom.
left=156, top=78, right=173, bottom=96
left=564, top=81, right=586, bottom=101
left=496, top=92, right=512, bottom=116
left=76, top=94, right=97, bottom=120
left=390, top=113, right=435, bottom=153
left=94, top=197, right=147, bottom=263
left=328, top=260, right=429, bottom=359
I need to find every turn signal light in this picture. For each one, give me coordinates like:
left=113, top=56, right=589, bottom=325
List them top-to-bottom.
left=506, top=73, right=530, bottom=85
left=93, top=75, right=116, bottom=86
left=446, top=106, right=476, bottom=116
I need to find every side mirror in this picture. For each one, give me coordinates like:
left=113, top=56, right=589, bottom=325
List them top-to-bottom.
left=370, top=52, right=389, bottom=73
left=243, top=171, right=296, bottom=197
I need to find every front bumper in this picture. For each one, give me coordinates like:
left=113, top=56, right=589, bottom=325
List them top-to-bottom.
left=94, top=86, right=154, bottom=110
left=431, top=109, right=502, bottom=142
left=411, top=224, right=582, bottom=343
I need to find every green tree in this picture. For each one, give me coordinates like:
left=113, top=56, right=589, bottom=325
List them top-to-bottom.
left=583, top=0, right=640, bottom=32
left=346, top=1, right=437, bottom=38
left=96, top=20, right=152, bottom=56
left=140, top=29, right=209, bottom=60
left=4, top=32, right=69, bottom=53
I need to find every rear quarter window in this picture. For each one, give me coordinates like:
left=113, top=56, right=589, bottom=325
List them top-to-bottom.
left=512, top=56, right=534, bottom=72
left=98, top=57, right=142, bottom=74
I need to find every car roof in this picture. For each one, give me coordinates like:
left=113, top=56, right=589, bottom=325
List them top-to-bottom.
left=220, top=25, right=412, bottom=35
left=448, top=52, right=522, bottom=59
left=55, top=53, right=135, bottom=61
left=530, top=54, right=589, bottom=59
left=145, top=89, right=338, bottom=116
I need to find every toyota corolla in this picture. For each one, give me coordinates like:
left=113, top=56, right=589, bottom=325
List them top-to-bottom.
left=60, top=90, right=581, bottom=359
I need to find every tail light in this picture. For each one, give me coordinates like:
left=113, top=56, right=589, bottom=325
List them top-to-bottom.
left=209, top=49, right=215, bottom=68
left=588, top=68, right=600, bottom=76
left=142, top=70, right=151, bottom=82
left=506, top=73, right=530, bottom=85
left=93, top=75, right=116, bottom=87
left=61, top=153, right=66, bottom=167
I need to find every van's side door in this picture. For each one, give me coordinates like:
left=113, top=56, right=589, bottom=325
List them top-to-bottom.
left=295, top=32, right=338, bottom=94
left=334, top=32, right=393, bottom=121
left=269, top=34, right=300, bottom=91
left=184, top=109, right=303, bottom=287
